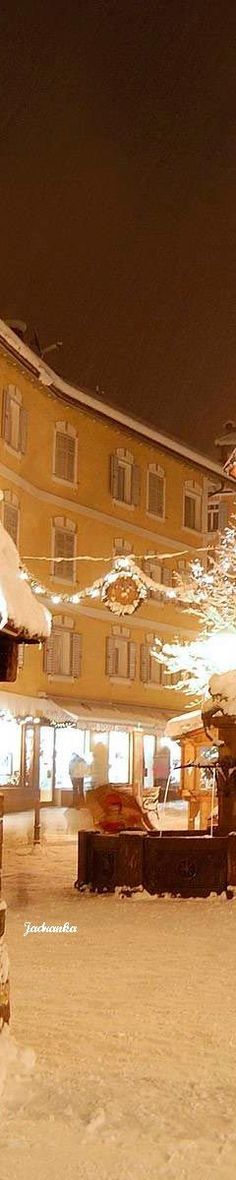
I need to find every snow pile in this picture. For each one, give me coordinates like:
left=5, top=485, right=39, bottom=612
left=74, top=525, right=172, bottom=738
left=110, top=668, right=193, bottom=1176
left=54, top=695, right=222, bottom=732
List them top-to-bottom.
left=0, top=521, right=51, bottom=639
left=203, top=669, right=236, bottom=719
left=0, top=1024, right=35, bottom=1101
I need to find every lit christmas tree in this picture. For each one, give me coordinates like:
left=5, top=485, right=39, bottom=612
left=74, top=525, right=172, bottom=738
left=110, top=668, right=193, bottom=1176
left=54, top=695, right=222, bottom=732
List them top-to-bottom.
left=152, top=525, right=236, bottom=697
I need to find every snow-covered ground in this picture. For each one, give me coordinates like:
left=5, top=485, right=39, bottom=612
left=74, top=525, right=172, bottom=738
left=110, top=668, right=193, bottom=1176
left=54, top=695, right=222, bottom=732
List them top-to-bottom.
left=1, top=837, right=236, bottom=1179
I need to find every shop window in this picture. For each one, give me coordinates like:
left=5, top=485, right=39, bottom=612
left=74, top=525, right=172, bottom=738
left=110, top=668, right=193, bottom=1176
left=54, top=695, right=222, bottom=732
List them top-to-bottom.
left=1, top=386, right=27, bottom=453
left=53, top=421, right=77, bottom=484
left=110, top=449, right=140, bottom=506
left=147, top=464, right=165, bottom=519
left=183, top=481, right=202, bottom=531
left=2, top=491, right=19, bottom=546
left=52, top=516, right=76, bottom=581
left=44, top=623, right=82, bottom=678
left=106, top=631, right=136, bottom=680
left=0, top=718, right=21, bottom=783
left=55, top=728, right=88, bottom=791
left=108, top=730, right=130, bottom=784
left=143, top=734, right=155, bottom=789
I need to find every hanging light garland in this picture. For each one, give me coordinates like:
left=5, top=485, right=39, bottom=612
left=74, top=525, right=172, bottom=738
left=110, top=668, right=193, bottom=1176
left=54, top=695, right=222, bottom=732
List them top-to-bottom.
left=19, top=555, right=176, bottom=615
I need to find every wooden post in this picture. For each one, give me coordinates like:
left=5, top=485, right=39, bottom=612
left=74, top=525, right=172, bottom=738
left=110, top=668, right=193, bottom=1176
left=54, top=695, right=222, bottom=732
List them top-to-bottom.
left=33, top=724, right=41, bottom=845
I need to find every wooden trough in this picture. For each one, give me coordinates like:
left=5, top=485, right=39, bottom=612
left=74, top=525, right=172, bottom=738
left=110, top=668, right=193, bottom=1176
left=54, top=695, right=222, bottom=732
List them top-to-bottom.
left=76, top=829, right=236, bottom=898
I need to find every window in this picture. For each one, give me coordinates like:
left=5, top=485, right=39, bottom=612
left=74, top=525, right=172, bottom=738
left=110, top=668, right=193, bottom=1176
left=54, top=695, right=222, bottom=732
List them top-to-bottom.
left=1, top=386, right=27, bottom=453
left=53, top=422, right=77, bottom=484
left=110, top=450, right=140, bottom=506
left=147, top=464, right=165, bottom=519
left=183, top=481, right=202, bottom=531
left=2, top=491, right=19, bottom=545
left=207, top=491, right=227, bottom=534
left=208, top=502, right=219, bottom=533
left=52, top=517, right=76, bottom=582
left=113, top=537, right=133, bottom=557
left=143, top=555, right=172, bottom=599
left=44, top=618, right=82, bottom=677
left=106, top=629, right=137, bottom=680
left=140, top=635, right=175, bottom=687
left=140, top=637, right=162, bottom=685
left=108, top=731, right=130, bottom=784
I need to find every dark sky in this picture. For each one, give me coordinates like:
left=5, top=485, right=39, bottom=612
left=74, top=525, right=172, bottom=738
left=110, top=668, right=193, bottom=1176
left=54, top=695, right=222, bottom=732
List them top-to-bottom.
left=0, top=0, right=236, bottom=455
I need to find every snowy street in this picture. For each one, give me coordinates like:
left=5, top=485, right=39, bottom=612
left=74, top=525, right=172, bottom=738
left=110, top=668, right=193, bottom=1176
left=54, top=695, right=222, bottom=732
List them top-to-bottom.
left=1, top=837, right=236, bottom=1180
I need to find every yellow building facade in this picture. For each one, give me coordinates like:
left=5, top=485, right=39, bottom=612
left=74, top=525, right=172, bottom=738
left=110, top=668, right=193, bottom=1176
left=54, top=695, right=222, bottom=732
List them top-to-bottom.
left=0, top=319, right=233, bottom=812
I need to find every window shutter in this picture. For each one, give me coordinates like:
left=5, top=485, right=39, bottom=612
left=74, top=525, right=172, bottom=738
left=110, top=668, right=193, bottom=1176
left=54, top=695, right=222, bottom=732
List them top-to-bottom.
left=1, top=389, right=12, bottom=444
left=19, top=408, right=28, bottom=454
left=54, top=432, right=75, bottom=482
left=110, top=454, right=119, bottom=498
left=132, top=464, right=141, bottom=506
left=148, top=472, right=164, bottom=517
left=218, top=501, right=228, bottom=531
left=3, top=502, right=18, bottom=545
left=54, top=527, right=75, bottom=581
left=162, top=566, right=171, bottom=586
left=71, top=633, right=82, bottom=678
left=43, top=635, right=55, bottom=674
left=105, top=636, right=115, bottom=676
left=128, top=641, right=137, bottom=680
left=140, top=643, right=150, bottom=683
left=18, top=645, right=24, bottom=670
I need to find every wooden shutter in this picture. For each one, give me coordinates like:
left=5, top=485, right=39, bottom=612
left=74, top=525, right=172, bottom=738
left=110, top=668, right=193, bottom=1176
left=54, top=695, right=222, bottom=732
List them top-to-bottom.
left=1, top=389, right=12, bottom=444
left=19, top=408, right=28, bottom=454
left=55, top=432, right=75, bottom=482
left=110, top=454, right=119, bottom=498
left=131, top=464, right=141, bottom=506
left=148, top=472, right=164, bottom=517
left=218, top=500, right=228, bottom=531
left=3, top=502, right=18, bottom=545
left=54, top=528, right=75, bottom=581
left=162, top=565, right=171, bottom=586
left=71, top=633, right=82, bottom=677
left=43, top=634, right=55, bottom=674
left=105, top=636, right=115, bottom=676
left=128, top=641, right=137, bottom=680
left=140, top=643, right=150, bottom=683
left=18, top=645, right=24, bottom=670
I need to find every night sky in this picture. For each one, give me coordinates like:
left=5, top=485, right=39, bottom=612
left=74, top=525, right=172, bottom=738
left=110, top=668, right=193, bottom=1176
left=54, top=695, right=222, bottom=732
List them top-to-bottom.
left=0, top=0, right=236, bottom=455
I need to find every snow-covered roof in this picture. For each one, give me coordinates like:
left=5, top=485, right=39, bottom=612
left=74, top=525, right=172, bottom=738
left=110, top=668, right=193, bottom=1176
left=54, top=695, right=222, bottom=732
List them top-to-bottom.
left=0, top=318, right=234, bottom=480
left=0, top=523, right=51, bottom=641
left=202, top=670, right=236, bottom=721
left=0, top=691, right=77, bottom=725
left=165, top=709, right=203, bottom=739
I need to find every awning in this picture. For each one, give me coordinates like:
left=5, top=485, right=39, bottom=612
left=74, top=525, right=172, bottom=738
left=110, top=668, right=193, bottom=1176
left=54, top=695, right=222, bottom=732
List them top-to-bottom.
left=0, top=691, right=78, bottom=727
left=52, top=697, right=173, bottom=734
left=165, top=709, right=203, bottom=740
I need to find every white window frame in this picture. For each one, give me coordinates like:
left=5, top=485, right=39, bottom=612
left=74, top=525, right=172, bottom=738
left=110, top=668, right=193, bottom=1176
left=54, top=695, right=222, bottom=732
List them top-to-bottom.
left=1, top=385, right=27, bottom=456
left=52, top=420, right=78, bottom=486
left=110, top=449, right=140, bottom=509
left=116, top=451, right=133, bottom=506
left=146, top=463, right=165, bottom=520
left=183, top=480, right=202, bottom=533
left=2, top=490, right=20, bottom=546
left=51, top=516, right=76, bottom=584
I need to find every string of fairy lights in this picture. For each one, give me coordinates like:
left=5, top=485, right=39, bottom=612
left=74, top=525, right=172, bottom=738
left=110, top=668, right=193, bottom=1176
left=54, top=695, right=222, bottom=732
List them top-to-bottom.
left=18, top=543, right=213, bottom=610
